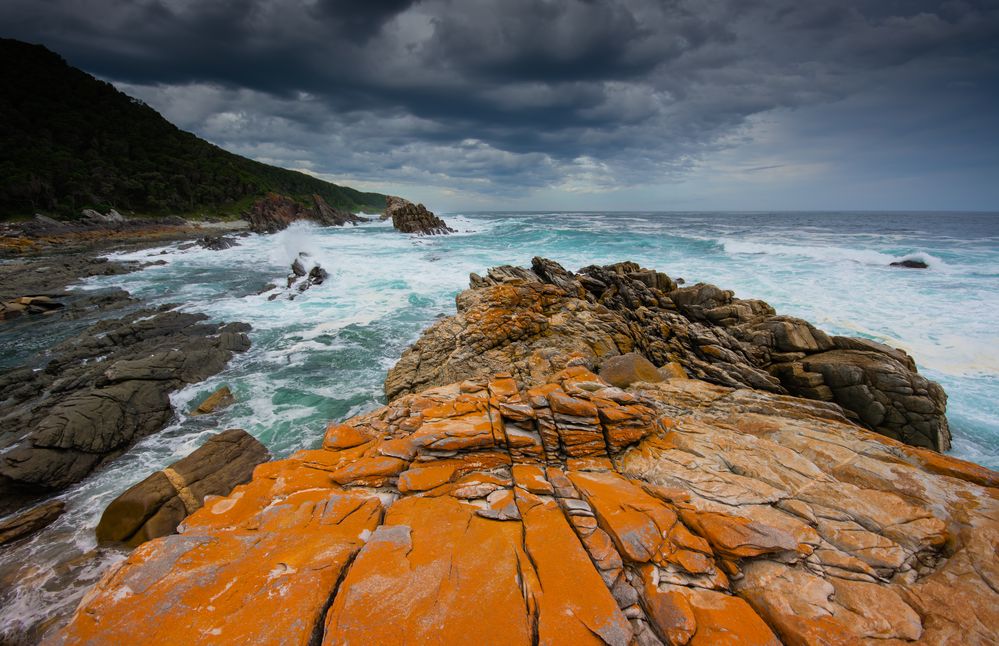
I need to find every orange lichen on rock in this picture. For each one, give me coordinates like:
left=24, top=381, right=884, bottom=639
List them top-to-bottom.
left=52, top=367, right=999, bottom=646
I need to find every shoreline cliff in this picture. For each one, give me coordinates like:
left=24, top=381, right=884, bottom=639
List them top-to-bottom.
left=42, top=258, right=999, bottom=645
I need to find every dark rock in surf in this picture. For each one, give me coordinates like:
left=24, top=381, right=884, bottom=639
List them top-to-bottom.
left=383, top=195, right=454, bottom=235
left=196, top=235, right=239, bottom=251
left=890, top=259, right=928, bottom=269
left=0, top=310, right=252, bottom=513
left=95, top=429, right=268, bottom=547
left=0, top=500, right=66, bottom=546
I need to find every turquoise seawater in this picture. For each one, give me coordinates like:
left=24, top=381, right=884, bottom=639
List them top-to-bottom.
left=1, top=210, right=998, bottom=636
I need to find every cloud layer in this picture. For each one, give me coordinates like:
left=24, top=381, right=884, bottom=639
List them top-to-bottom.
left=4, top=0, right=998, bottom=209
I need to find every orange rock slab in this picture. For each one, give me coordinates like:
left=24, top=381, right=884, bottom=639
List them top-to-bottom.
left=50, top=489, right=381, bottom=646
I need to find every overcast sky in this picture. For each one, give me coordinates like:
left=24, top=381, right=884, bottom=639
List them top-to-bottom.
left=4, top=0, right=998, bottom=211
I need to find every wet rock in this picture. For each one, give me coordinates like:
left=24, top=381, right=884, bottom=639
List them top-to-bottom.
left=383, top=195, right=454, bottom=235
left=195, top=235, right=239, bottom=251
left=284, top=254, right=329, bottom=297
left=386, top=258, right=951, bottom=451
left=890, top=259, right=929, bottom=269
left=0, top=310, right=252, bottom=510
left=53, top=367, right=999, bottom=645
left=190, top=385, right=236, bottom=416
left=95, top=429, right=268, bottom=547
left=0, top=500, right=65, bottom=546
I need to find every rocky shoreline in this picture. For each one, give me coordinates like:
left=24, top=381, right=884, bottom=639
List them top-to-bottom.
left=38, top=258, right=998, bottom=645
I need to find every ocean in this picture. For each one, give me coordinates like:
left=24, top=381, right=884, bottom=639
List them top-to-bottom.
left=1, top=210, right=998, bottom=637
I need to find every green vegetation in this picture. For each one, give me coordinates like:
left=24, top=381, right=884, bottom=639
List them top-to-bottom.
left=0, top=39, right=386, bottom=220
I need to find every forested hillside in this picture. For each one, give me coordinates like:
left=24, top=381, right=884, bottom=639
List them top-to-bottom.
left=0, top=39, right=385, bottom=219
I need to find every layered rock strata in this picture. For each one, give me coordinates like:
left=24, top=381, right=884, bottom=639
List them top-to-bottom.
left=382, top=195, right=454, bottom=235
left=387, top=258, right=949, bottom=451
left=0, top=309, right=251, bottom=511
left=51, top=367, right=998, bottom=645
left=96, top=429, right=269, bottom=547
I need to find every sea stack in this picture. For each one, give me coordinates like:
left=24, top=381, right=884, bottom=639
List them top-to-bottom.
left=383, top=195, right=455, bottom=235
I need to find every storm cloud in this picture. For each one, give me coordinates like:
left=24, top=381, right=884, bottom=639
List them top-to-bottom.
left=3, top=0, right=998, bottom=209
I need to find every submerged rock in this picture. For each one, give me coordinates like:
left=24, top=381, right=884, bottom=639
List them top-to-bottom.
left=383, top=195, right=454, bottom=235
left=387, top=257, right=951, bottom=451
left=890, top=259, right=929, bottom=269
left=53, top=366, right=998, bottom=645
left=190, top=385, right=236, bottom=416
left=95, top=429, right=268, bottom=547
left=0, top=500, right=65, bottom=546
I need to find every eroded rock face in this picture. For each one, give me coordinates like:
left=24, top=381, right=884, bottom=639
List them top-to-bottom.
left=244, top=193, right=366, bottom=233
left=383, top=195, right=454, bottom=235
left=387, top=257, right=950, bottom=451
left=0, top=309, right=251, bottom=511
left=51, top=368, right=998, bottom=645
left=96, top=429, right=269, bottom=547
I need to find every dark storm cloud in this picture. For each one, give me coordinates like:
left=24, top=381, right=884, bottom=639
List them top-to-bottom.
left=3, top=0, right=998, bottom=202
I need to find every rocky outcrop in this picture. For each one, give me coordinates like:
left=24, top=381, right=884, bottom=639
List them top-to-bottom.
left=244, top=193, right=366, bottom=233
left=311, top=194, right=367, bottom=227
left=383, top=195, right=454, bottom=235
left=195, top=235, right=239, bottom=250
left=387, top=258, right=950, bottom=451
left=0, top=309, right=251, bottom=513
left=51, top=366, right=998, bottom=645
left=95, top=429, right=268, bottom=547
left=0, top=500, right=65, bottom=547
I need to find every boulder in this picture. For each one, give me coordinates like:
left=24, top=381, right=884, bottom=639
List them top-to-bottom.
left=383, top=195, right=454, bottom=235
left=598, top=352, right=664, bottom=388
left=190, top=386, right=236, bottom=416
left=95, top=429, right=268, bottom=547
left=0, top=500, right=65, bottom=546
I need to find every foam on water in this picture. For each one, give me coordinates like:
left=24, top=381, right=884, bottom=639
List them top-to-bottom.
left=1, top=210, right=998, bottom=639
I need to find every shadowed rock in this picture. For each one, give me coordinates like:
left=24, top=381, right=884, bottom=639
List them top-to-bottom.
left=95, top=429, right=268, bottom=547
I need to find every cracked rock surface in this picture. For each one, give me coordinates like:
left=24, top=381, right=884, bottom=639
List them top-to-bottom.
left=50, top=365, right=997, bottom=645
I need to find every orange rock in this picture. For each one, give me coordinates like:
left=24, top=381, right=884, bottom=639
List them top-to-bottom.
left=323, top=423, right=372, bottom=449
left=330, top=455, right=408, bottom=486
left=512, top=464, right=554, bottom=495
left=570, top=470, right=679, bottom=563
left=514, top=489, right=634, bottom=645
left=57, top=490, right=381, bottom=646
left=322, top=496, right=534, bottom=645
left=677, top=586, right=781, bottom=646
